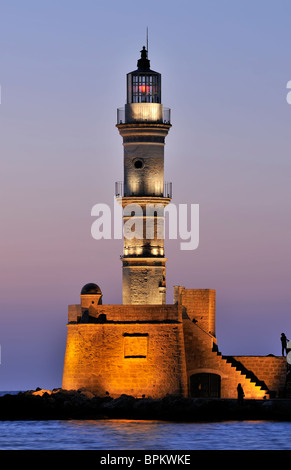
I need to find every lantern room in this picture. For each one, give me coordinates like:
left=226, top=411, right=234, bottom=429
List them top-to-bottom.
left=116, top=46, right=171, bottom=125
left=127, top=46, right=161, bottom=104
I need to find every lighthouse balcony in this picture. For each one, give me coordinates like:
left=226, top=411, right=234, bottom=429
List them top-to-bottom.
left=117, top=105, right=171, bottom=125
left=115, top=181, right=172, bottom=199
left=122, top=245, right=165, bottom=258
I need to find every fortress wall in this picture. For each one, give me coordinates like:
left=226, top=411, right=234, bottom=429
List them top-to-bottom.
left=175, top=288, right=216, bottom=336
left=177, top=288, right=285, bottom=398
left=64, top=297, right=286, bottom=400
left=68, top=304, right=183, bottom=323
left=68, top=304, right=82, bottom=322
left=183, top=319, right=269, bottom=399
left=183, top=319, right=218, bottom=374
left=62, top=321, right=188, bottom=399
left=233, top=356, right=287, bottom=395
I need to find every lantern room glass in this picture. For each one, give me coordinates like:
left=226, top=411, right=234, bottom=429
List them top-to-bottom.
left=127, top=73, right=161, bottom=104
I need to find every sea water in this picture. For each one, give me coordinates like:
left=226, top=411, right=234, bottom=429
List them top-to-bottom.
left=0, top=392, right=290, bottom=450
left=0, top=419, right=290, bottom=450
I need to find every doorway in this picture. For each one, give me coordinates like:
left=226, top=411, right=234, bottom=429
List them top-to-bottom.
left=190, top=373, right=221, bottom=398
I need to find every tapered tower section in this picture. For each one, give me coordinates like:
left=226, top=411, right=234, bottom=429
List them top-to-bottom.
left=116, top=47, right=172, bottom=305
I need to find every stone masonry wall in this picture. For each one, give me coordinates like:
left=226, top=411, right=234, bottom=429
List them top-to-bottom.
left=124, top=141, right=164, bottom=197
left=122, top=265, right=165, bottom=305
left=174, top=287, right=216, bottom=336
left=68, top=304, right=183, bottom=323
left=183, top=319, right=271, bottom=399
left=62, top=321, right=188, bottom=399
left=233, top=356, right=287, bottom=396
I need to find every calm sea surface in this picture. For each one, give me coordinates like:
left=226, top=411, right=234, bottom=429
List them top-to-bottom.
left=0, top=393, right=291, bottom=450
left=0, top=419, right=290, bottom=450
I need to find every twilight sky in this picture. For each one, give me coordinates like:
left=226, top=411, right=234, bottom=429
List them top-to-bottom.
left=0, top=0, right=290, bottom=390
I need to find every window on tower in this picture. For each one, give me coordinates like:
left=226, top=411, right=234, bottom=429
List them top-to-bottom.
left=133, top=158, right=144, bottom=169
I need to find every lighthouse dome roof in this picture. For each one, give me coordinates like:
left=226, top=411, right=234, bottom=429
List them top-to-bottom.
left=80, top=283, right=102, bottom=296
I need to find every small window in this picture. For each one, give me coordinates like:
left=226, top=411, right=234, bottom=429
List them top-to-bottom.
left=133, top=159, right=144, bottom=169
left=123, top=333, right=148, bottom=359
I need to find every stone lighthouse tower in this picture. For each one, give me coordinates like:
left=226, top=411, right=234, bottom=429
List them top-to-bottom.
left=62, top=45, right=286, bottom=401
left=116, top=46, right=172, bottom=305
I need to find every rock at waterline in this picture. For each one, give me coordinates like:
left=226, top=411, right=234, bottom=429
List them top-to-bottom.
left=1, top=389, right=291, bottom=421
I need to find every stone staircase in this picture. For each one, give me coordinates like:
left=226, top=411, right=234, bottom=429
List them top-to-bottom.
left=183, top=318, right=271, bottom=399
left=212, top=343, right=270, bottom=399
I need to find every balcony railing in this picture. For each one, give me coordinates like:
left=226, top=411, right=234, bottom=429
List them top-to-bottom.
left=117, top=107, right=171, bottom=125
left=117, top=108, right=125, bottom=125
left=163, top=108, right=171, bottom=125
left=115, top=181, right=172, bottom=199
left=115, top=181, right=124, bottom=197
left=164, top=181, right=172, bottom=198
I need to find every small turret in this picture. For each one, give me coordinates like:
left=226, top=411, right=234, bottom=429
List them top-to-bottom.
left=80, top=283, right=102, bottom=310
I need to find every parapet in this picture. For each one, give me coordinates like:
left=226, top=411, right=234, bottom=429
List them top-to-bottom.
left=67, top=303, right=184, bottom=324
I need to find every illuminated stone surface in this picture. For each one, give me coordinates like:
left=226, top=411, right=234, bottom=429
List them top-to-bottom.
left=62, top=47, right=287, bottom=401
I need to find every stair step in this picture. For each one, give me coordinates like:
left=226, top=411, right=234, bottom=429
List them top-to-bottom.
left=219, top=354, right=270, bottom=395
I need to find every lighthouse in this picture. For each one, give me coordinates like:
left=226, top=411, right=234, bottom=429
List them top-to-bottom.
left=62, top=45, right=283, bottom=401
left=116, top=46, right=172, bottom=305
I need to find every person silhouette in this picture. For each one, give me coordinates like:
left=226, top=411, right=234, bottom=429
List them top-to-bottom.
left=281, top=333, right=289, bottom=356
left=237, top=383, right=245, bottom=405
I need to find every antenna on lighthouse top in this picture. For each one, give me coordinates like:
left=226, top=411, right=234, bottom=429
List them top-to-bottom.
left=146, top=27, right=149, bottom=52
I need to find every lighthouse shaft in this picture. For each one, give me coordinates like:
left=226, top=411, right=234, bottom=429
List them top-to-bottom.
left=116, top=47, right=171, bottom=305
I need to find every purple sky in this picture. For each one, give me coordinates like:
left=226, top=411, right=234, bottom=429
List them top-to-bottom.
left=0, top=0, right=291, bottom=390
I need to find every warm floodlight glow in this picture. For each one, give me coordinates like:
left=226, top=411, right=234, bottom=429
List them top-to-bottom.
left=124, top=103, right=163, bottom=122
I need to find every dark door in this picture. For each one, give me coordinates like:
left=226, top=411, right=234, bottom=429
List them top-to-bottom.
left=190, top=373, right=221, bottom=398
